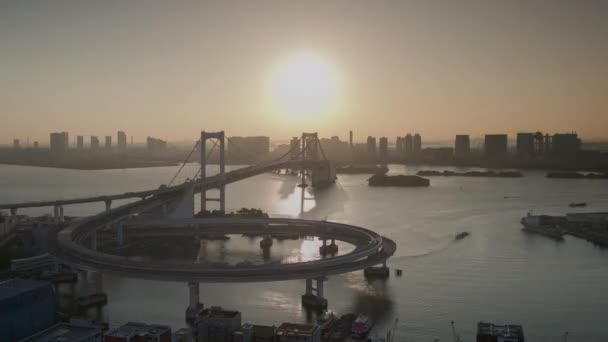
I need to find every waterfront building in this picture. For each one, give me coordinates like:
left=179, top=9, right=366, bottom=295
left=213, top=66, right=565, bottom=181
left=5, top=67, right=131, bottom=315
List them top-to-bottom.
left=117, top=131, right=127, bottom=151
left=50, top=132, right=69, bottom=154
left=404, top=133, right=413, bottom=155
left=413, top=133, right=422, bottom=153
left=516, top=133, right=535, bottom=158
left=552, top=133, right=581, bottom=155
left=484, top=134, right=508, bottom=158
left=76, top=135, right=84, bottom=149
left=454, top=135, right=470, bottom=158
left=90, top=136, right=100, bottom=150
left=105, top=136, right=112, bottom=149
left=229, top=136, right=270, bottom=162
left=319, top=136, right=349, bottom=161
left=366, top=136, right=377, bottom=160
left=396, top=136, right=404, bottom=154
left=147, top=137, right=168, bottom=152
left=379, top=137, right=388, bottom=164
left=13, top=139, right=20, bottom=150
left=33, top=141, right=39, bottom=149
left=0, top=279, right=57, bottom=341
left=197, top=306, right=242, bottom=342
left=22, top=319, right=103, bottom=342
left=104, top=322, right=171, bottom=342
left=476, top=322, right=524, bottom=342
left=275, top=323, right=321, bottom=342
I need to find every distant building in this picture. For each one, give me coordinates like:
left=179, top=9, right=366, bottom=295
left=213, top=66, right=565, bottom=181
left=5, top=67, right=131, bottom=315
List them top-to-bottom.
left=349, top=130, right=353, bottom=147
left=117, top=131, right=127, bottom=151
left=50, top=132, right=69, bottom=154
left=413, top=133, right=422, bottom=153
left=516, top=133, right=535, bottom=158
left=552, top=133, right=580, bottom=155
left=404, top=134, right=413, bottom=155
left=484, top=134, right=508, bottom=158
left=76, top=135, right=84, bottom=149
left=454, top=135, right=470, bottom=158
left=90, top=136, right=100, bottom=150
left=104, top=136, right=112, bottom=149
left=229, top=136, right=270, bottom=162
left=319, top=136, right=349, bottom=161
left=366, top=136, right=377, bottom=160
left=396, top=136, right=404, bottom=154
left=147, top=137, right=168, bottom=152
left=379, top=137, right=388, bottom=164
left=13, top=139, right=20, bottom=150
left=33, top=141, right=39, bottom=149
left=422, top=147, right=454, bottom=163
left=0, top=279, right=57, bottom=341
left=197, top=306, right=242, bottom=342
left=22, top=318, right=103, bottom=342
left=104, top=322, right=171, bottom=342
left=275, top=322, right=321, bottom=342
left=476, top=322, right=524, bottom=342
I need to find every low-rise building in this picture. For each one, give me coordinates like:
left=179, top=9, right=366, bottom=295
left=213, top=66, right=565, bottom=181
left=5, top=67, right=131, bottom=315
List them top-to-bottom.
left=197, top=306, right=242, bottom=342
left=21, top=318, right=103, bottom=342
left=104, top=322, right=171, bottom=342
left=275, top=322, right=320, bottom=342
left=476, top=322, right=524, bottom=342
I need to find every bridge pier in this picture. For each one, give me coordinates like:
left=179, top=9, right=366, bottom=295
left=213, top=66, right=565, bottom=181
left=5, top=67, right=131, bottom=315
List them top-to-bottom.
left=200, top=131, right=226, bottom=215
left=105, top=200, right=112, bottom=212
left=9, top=208, right=18, bottom=223
left=260, top=235, right=273, bottom=248
left=319, top=238, right=338, bottom=256
left=364, top=260, right=390, bottom=279
left=77, top=270, right=107, bottom=310
left=301, top=276, right=328, bottom=310
left=186, top=281, right=203, bottom=321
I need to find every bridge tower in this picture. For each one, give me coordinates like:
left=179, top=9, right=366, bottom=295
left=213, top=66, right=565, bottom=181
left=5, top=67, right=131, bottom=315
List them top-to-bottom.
left=200, top=131, right=226, bottom=213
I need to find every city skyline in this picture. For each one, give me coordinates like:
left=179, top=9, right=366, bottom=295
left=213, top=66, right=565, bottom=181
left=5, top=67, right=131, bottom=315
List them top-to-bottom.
left=2, top=1, right=608, bottom=143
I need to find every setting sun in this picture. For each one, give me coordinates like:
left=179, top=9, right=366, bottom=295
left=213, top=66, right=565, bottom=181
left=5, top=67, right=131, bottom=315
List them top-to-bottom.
left=270, top=52, right=337, bottom=120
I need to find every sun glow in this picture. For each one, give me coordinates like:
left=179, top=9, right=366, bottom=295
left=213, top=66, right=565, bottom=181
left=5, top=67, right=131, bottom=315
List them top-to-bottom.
left=270, top=52, right=338, bottom=120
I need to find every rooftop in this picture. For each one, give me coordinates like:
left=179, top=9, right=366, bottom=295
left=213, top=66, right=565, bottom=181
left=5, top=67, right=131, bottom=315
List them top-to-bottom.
left=0, top=278, right=52, bottom=301
left=199, top=306, right=241, bottom=319
left=21, top=322, right=102, bottom=342
left=105, top=322, right=171, bottom=338
left=276, top=322, right=317, bottom=336
left=477, top=322, right=524, bottom=338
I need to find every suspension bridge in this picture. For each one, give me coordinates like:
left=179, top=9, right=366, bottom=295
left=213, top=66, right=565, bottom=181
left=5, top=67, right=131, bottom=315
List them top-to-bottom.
left=1, top=131, right=395, bottom=317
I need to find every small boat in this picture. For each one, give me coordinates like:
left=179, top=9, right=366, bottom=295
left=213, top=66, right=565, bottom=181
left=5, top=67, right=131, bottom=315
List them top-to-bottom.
left=569, top=202, right=587, bottom=207
left=454, top=231, right=470, bottom=240
left=352, top=314, right=373, bottom=337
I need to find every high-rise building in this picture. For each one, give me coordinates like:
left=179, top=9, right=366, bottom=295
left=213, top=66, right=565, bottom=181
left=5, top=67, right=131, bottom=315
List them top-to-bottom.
left=117, top=131, right=127, bottom=151
left=349, top=131, right=353, bottom=147
left=50, top=132, right=69, bottom=154
left=413, top=133, right=422, bottom=153
left=516, top=133, right=535, bottom=158
left=552, top=133, right=580, bottom=155
left=404, top=134, right=413, bottom=155
left=484, top=134, right=508, bottom=158
left=454, top=135, right=470, bottom=158
left=76, top=136, right=84, bottom=149
left=90, top=136, right=100, bottom=150
left=104, top=136, right=112, bottom=149
left=366, top=136, right=377, bottom=160
left=396, top=136, right=404, bottom=154
left=146, top=137, right=167, bottom=152
left=290, top=137, right=300, bottom=160
left=379, top=137, right=388, bottom=164
left=13, top=139, right=20, bottom=150
left=33, top=141, right=39, bottom=149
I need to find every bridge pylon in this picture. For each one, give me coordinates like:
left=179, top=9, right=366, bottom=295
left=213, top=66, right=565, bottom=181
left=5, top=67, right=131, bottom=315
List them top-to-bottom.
left=200, top=131, right=225, bottom=214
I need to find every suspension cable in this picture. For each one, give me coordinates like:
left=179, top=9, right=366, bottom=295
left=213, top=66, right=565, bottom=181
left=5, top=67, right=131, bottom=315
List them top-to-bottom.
left=192, top=139, right=218, bottom=180
left=168, top=140, right=200, bottom=186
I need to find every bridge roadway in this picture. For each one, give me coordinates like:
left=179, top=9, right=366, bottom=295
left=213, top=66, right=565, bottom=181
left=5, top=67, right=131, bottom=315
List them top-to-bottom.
left=0, top=159, right=324, bottom=210
left=51, top=213, right=396, bottom=282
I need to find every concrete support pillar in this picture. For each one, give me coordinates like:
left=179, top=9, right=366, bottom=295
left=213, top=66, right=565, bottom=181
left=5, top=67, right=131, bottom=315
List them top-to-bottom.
left=105, top=200, right=112, bottom=212
left=53, top=205, right=59, bottom=224
left=59, top=206, right=64, bottom=223
left=9, top=208, right=17, bottom=223
left=117, top=223, right=124, bottom=246
left=78, top=270, right=89, bottom=297
left=90, top=271, right=103, bottom=294
left=316, top=277, right=325, bottom=300
left=305, top=278, right=313, bottom=295
left=186, top=281, right=202, bottom=320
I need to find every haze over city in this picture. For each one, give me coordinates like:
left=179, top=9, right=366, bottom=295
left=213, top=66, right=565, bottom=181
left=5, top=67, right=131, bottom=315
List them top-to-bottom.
left=2, top=0, right=608, bottom=144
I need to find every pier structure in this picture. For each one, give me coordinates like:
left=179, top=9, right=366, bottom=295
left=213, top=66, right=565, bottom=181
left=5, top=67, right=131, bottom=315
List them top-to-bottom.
left=301, top=277, right=328, bottom=309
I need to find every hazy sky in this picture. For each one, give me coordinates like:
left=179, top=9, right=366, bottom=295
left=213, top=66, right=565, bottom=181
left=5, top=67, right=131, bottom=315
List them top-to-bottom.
left=2, top=0, right=607, bottom=144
